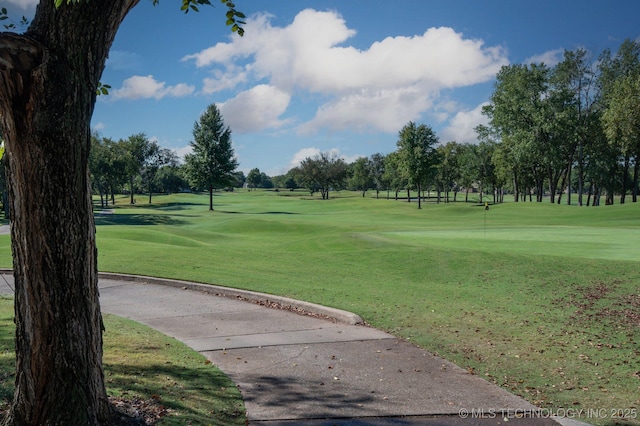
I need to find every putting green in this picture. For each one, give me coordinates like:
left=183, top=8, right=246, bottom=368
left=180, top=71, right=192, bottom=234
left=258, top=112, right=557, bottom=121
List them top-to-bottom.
left=383, top=226, right=640, bottom=261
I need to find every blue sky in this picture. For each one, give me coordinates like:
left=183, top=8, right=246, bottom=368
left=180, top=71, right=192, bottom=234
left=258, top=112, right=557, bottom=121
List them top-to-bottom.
left=8, top=0, right=640, bottom=176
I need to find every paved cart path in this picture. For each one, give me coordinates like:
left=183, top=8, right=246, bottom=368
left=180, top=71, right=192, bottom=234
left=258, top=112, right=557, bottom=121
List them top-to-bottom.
left=1, top=273, right=586, bottom=425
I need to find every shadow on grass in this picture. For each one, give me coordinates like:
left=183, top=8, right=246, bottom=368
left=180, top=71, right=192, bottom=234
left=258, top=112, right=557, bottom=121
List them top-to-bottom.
left=93, top=202, right=204, bottom=212
left=218, top=211, right=299, bottom=215
left=94, top=213, right=187, bottom=227
left=105, top=362, right=245, bottom=425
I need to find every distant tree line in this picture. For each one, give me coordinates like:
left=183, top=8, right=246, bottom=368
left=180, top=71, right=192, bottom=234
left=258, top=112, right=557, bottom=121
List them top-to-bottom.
left=88, top=42, right=639, bottom=209
left=89, top=104, right=244, bottom=209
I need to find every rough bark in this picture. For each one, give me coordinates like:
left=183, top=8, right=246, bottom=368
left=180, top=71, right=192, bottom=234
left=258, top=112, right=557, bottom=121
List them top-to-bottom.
left=0, top=1, right=138, bottom=424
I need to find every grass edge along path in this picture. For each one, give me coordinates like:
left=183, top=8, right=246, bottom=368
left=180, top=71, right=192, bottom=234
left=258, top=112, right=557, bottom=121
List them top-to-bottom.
left=0, top=296, right=246, bottom=425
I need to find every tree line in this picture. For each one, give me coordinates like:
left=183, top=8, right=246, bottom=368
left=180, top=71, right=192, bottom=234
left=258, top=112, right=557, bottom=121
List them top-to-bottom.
left=265, top=41, right=640, bottom=207
left=90, top=42, right=640, bottom=209
left=90, top=104, right=241, bottom=210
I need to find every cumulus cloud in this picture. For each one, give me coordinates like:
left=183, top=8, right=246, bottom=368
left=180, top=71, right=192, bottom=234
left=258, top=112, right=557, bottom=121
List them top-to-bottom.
left=183, top=9, right=509, bottom=135
left=525, top=49, right=565, bottom=67
left=202, top=67, right=248, bottom=94
left=110, top=75, right=195, bottom=100
left=219, top=84, right=292, bottom=133
left=439, top=102, right=489, bottom=143
left=174, top=145, right=193, bottom=162
left=286, top=146, right=360, bottom=171
left=288, top=147, right=321, bottom=169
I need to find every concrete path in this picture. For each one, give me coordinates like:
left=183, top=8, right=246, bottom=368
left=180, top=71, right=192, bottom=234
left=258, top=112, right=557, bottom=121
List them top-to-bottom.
left=0, top=273, right=586, bottom=425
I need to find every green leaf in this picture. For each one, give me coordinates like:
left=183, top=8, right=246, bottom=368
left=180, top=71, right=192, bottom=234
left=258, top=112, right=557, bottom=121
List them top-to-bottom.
left=96, top=82, right=111, bottom=96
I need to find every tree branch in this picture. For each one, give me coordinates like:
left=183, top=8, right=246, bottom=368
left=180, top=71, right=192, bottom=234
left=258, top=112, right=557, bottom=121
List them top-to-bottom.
left=0, top=32, right=44, bottom=72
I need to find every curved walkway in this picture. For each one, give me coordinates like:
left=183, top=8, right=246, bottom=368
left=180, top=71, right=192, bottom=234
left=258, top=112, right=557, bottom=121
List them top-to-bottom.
left=0, top=273, right=586, bottom=425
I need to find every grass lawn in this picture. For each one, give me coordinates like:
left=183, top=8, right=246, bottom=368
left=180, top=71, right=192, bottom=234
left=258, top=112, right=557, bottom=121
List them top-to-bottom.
left=0, top=190, right=638, bottom=425
left=0, top=297, right=245, bottom=425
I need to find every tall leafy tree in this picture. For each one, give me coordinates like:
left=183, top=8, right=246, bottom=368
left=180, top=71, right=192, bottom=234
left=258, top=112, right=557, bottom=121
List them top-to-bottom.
left=0, top=1, right=244, bottom=423
left=599, top=39, right=640, bottom=203
left=551, top=48, right=600, bottom=205
left=483, top=63, right=575, bottom=202
left=601, top=74, right=640, bottom=203
left=184, top=103, right=238, bottom=210
left=396, top=121, right=439, bottom=209
left=124, top=133, right=155, bottom=204
left=89, top=134, right=129, bottom=207
left=435, top=141, right=461, bottom=203
left=457, top=143, right=480, bottom=202
left=143, top=145, right=177, bottom=204
left=382, top=151, right=405, bottom=200
left=298, top=152, right=347, bottom=199
left=369, top=152, right=386, bottom=199
left=351, top=156, right=372, bottom=197
left=155, top=163, right=190, bottom=194
left=247, top=167, right=262, bottom=190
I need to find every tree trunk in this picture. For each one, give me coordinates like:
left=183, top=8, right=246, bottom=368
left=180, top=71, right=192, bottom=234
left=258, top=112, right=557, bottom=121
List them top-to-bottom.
left=0, top=1, right=138, bottom=424
left=577, top=142, right=584, bottom=206
left=621, top=155, right=629, bottom=204
left=633, top=157, right=639, bottom=203
left=512, top=169, right=519, bottom=202
left=209, top=185, right=214, bottom=210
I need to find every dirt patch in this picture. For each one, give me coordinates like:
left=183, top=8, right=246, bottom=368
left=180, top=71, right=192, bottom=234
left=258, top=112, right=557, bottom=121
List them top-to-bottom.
left=561, top=281, right=639, bottom=329
left=107, top=397, right=170, bottom=425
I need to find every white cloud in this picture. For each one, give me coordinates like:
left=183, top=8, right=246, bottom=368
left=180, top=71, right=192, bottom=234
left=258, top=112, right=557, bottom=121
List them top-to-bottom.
left=183, top=9, right=509, bottom=136
left=525, top=49, right=564, bottom=67
left=202, top=67, right=248, bottom=94
left=110, top=75, right=195, bottom=100
left=219, top=84, right=292, bottom=133
left=298, top=86, right=431, bottom=135
left=440, top=102, right=489, bottom=143
left=92, top=122, right=106, bottom=132
left=173, top=145, right=193, bottom=162
left=286, top=146, right=358, bottom=171
left=288, top=147, right=321, bottom=170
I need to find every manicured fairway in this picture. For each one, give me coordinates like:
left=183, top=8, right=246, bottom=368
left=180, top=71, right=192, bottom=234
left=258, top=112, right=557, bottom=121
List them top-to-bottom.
left=0, top=191, right=638, bottom=425
left=386, top=226, right=640, bottom=261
